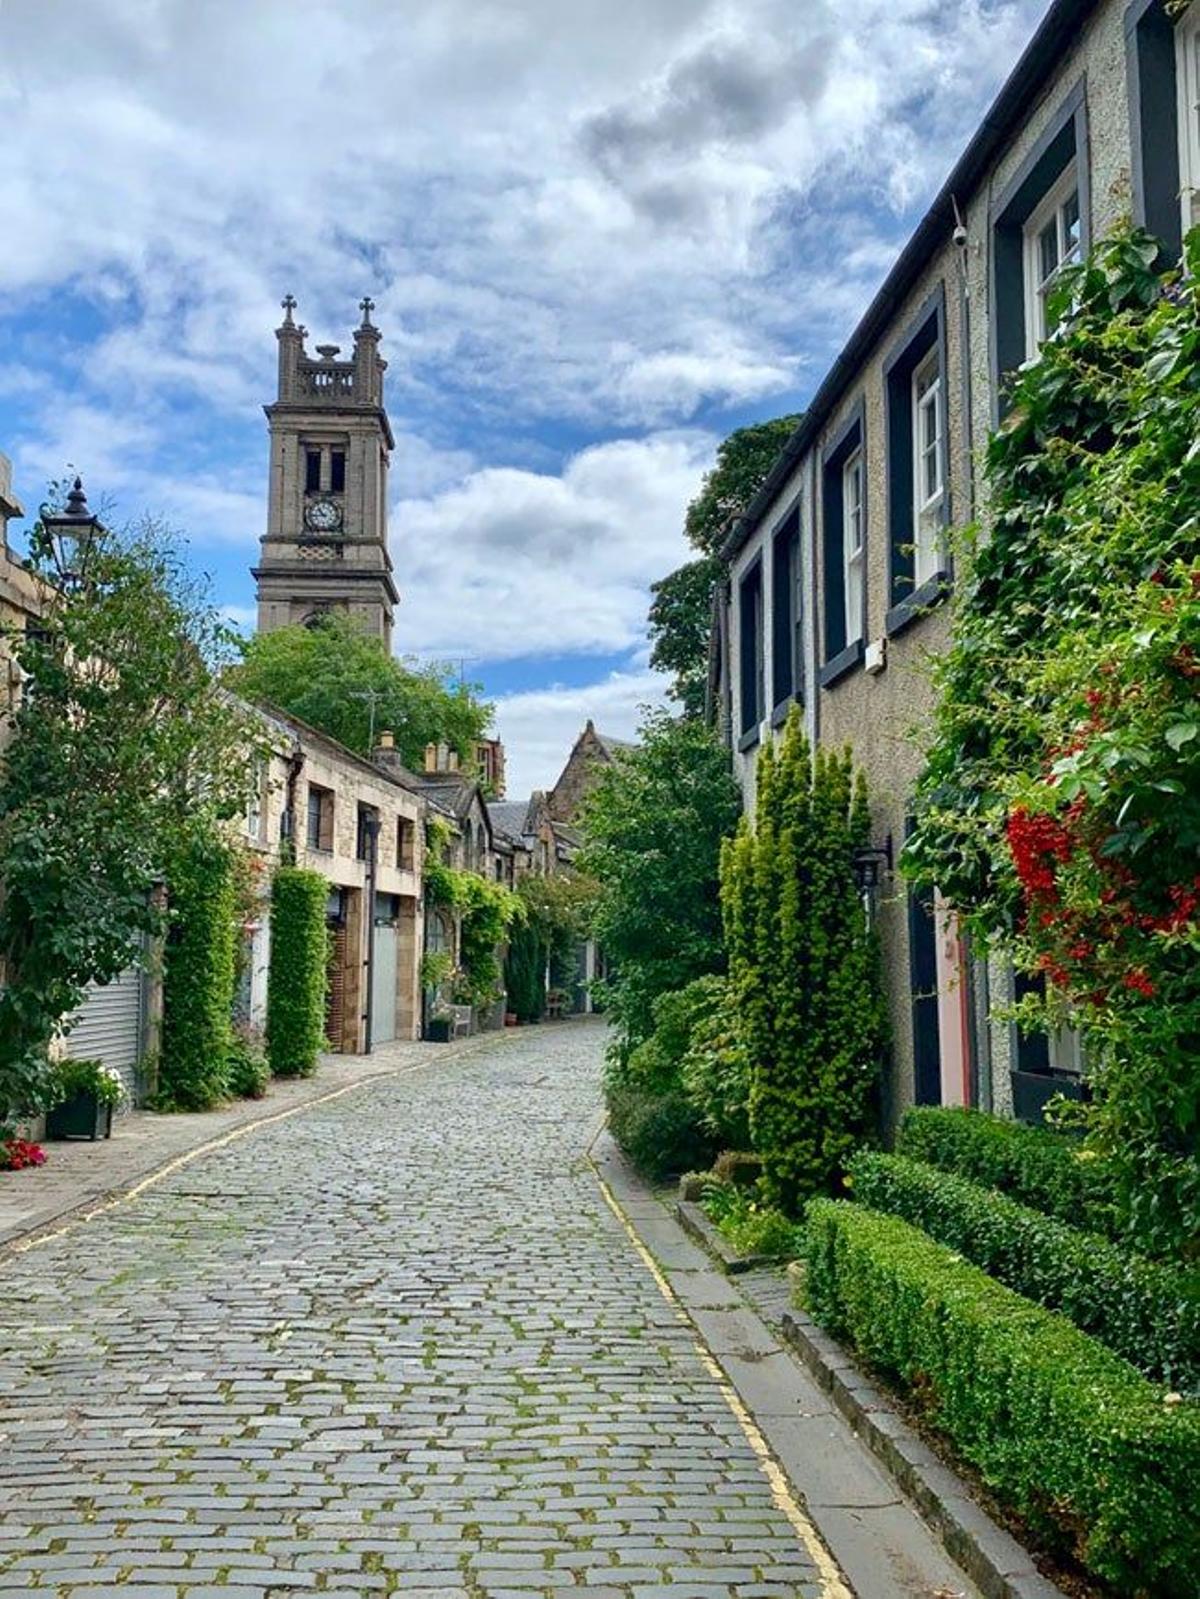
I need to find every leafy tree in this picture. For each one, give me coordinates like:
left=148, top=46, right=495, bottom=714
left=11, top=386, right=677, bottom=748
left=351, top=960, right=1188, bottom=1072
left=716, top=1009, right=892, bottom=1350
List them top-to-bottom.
left=904, top=228, right=1200, bottom=1259
left=649, top=415, right=801, bottom=714
left=0, top=504, right=260, bottom=1119
left=648, top=556, right=720, bottom=720
left=230, top=613, right=492, bottom=768
left=578, top=709, right=741, bottom=1051
left=722, top=709, right=886, bottom=1215
left=504, top=872, right=598, bottom=1021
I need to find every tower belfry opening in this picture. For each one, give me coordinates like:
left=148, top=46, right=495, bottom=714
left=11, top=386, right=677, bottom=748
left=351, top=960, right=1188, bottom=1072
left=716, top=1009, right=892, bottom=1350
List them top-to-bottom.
left=253, top=295, right=398, bottom=649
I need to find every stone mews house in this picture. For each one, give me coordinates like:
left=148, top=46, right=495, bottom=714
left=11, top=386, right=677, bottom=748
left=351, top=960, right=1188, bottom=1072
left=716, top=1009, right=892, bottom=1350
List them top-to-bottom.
left=717, top=0, right=1191, bottom=1130
left=241, top=708, right=426, bottom=1054
left=484, top=721, right=632, bottom=1013
left=378, top=740, right=502, bottom=1030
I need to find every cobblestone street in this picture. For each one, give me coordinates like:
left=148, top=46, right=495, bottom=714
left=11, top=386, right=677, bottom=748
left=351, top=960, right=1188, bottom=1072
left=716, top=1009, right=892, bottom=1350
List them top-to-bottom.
left=0, top=1024, right=968, bottom=1599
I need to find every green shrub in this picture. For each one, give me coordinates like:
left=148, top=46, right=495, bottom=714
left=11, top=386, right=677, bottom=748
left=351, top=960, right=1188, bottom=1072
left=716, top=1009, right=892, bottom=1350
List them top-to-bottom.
left=722, top=710, right=887, bottom=1214
left=159, top=830, right=238, bottom=1111
left=266, top=868, right=328, bottom=1078
left=504, top=919, right=545, bottom=1022
left=603, top=977, right=726, bottom=1177
left=680, top=977, right=751, bottom=1150
left=225, top=1030, right=270, bottom=1100
left=606, top=1082, right=714, bottom=1181
left=897, top=1105, right=1118, bottom=1239
left=848, top=1151, right=1199, bottom=1390
left=702, top=1179, right=804, bottom=1259
left=804, top=1199, right=1200, bottom=1596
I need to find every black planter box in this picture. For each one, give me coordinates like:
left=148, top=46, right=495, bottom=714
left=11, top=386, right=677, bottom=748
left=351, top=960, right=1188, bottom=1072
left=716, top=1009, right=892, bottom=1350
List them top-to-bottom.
left=426, top=1016, right=452, bottom=1043
left=1010, top=1068, right=1084, bottom=1126
left=46, top=1090, right=113, bottom=1141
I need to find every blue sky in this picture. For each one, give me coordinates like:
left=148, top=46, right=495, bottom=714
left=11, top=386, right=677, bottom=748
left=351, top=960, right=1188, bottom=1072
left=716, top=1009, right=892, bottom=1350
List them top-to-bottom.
left=0, top=0, right=1046, bottom=795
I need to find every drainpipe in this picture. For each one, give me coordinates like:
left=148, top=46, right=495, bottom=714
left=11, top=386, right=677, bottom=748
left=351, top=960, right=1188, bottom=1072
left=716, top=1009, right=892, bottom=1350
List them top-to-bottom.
left=281, top=749, right=305, bottom=865
left=363, top=814, right=380, bottom=1053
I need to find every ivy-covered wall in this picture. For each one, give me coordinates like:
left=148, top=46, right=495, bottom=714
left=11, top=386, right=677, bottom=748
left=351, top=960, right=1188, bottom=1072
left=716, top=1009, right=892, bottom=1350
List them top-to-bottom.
left=266, top=868, right=329, bottom=1078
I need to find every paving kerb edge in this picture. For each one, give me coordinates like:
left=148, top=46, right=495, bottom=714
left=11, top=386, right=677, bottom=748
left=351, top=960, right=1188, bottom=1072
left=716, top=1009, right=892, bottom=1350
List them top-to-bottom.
left=0, top=1029, right=506, bottom=1262
left=602, top=1132, right=1069, bottom=1599
left=586, top=1135, right=856, bottom=1599
left=675, top=1195, right=779, bottom=1274
left=776, top=1307, right=1068, bottom=1599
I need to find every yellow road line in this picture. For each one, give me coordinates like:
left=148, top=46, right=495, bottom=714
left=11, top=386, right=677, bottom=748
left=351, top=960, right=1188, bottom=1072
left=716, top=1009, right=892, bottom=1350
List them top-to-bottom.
left=4, top=1046, right=487, bottom=1262
left=591, top=1161, right=856, bottom=1599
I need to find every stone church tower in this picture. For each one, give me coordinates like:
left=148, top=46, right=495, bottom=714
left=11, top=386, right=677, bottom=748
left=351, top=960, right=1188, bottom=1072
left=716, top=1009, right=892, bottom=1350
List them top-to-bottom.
left=253, top=296, right=398, bottom=647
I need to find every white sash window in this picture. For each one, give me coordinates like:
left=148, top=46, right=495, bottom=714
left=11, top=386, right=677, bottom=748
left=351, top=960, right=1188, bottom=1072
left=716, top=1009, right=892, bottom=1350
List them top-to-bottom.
left=1178, top=4, right=1200, bottom=235
left=1023, top=164, right=1081, bottom=356
left=912, top=349, right=944, bottom=586
left=843, top=449, right=864, bottom=643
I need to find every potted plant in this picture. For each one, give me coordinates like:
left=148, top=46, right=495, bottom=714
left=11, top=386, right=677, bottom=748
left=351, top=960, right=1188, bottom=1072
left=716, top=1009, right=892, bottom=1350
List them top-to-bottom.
left=427, top=1009, right=453, bottom=1043
left=46, top=1057, right=124, bottom=1140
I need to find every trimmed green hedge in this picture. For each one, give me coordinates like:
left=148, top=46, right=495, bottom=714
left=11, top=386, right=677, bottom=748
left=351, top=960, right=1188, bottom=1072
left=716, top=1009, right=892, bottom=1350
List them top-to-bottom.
left=160, top=832, right=238, bottom=1111
left=266, top=869, right=328, bottom=1078
left=897, top=1105, right=1117, bottom=1239
left=847, top=1151, right=1199, bottom=1390
left=805, top=1199, right=1200, bottom=1596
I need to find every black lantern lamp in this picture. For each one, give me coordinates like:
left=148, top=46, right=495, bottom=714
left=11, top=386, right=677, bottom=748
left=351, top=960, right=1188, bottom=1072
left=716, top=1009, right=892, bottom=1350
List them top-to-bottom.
left=39, top=476, right=102, bottom=589
left=852, top=834, right=894, bottom=895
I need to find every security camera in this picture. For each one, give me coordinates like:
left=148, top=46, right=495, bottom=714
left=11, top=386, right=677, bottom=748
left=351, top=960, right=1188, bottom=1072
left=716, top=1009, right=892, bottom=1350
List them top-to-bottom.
left=953, top=222, right=969, bottom=249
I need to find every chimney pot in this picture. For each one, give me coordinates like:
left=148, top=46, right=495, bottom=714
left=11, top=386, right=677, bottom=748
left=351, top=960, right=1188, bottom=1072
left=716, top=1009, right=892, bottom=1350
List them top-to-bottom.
left=379, top=729, right=395, bottom=750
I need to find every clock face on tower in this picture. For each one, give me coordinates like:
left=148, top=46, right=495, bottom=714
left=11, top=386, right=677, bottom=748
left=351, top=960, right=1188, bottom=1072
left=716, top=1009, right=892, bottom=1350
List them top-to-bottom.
left=305, top=498, right=342, bottom=533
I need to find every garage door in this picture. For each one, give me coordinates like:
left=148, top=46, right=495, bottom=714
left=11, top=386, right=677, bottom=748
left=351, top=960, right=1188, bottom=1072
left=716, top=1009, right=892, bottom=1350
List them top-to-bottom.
left=371, top=896, right=399, bottom=1047
left=66, top=965, right=146, bottom=1106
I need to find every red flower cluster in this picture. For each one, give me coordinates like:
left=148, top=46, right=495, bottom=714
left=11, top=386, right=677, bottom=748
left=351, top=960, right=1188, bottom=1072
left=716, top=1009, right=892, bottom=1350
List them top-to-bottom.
left=1007, top=807, right=1072, bottom=897
left=1122, top=969, right=1156, bottom=998
left=0, top=1137, right=46, bottom=1171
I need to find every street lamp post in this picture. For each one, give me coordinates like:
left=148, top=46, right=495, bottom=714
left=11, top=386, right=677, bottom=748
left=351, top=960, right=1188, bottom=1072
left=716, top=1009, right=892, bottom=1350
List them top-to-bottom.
left=38, top=476, right=102, bottom=590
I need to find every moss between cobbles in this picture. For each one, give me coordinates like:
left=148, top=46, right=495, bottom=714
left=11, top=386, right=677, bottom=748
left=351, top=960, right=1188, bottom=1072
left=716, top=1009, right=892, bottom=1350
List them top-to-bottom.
left=805, top=1198, right=1200, bottom=1598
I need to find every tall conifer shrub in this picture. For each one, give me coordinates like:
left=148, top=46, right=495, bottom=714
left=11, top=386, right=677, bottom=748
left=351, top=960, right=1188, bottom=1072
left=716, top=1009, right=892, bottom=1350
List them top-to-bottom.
left=721, top=709, right=886, bottom=1213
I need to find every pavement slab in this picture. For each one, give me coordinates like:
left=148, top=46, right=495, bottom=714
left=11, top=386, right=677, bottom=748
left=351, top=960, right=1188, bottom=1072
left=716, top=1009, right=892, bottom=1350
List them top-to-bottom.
left=0, top=1022, right=979, bottom=1598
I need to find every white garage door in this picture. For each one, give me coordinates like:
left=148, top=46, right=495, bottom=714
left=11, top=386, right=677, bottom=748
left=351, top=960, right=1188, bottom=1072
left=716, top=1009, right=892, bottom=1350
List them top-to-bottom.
left=66, top=965, right=146, bottom=1106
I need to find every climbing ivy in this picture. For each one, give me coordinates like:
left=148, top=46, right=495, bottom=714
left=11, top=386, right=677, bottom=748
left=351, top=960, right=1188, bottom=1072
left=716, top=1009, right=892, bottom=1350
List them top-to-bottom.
left=904, top=228, right=1200, bottom=1259
left=722, top=708, right=886, bottom=1215
left=157, top=827, right=239, bottom=1111
left=266, top=868, right=329, bottom=1077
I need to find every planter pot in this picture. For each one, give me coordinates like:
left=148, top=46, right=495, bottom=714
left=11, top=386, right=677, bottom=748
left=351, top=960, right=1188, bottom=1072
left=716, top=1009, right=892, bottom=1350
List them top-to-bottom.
left=504, top=1013, right=518, bottom=1027
left=426, top=1016, right=452, bottom=1043
left=1010, top=1068, right=1084, bottom=1126
left=46, top=1090, right=113, bottom=1141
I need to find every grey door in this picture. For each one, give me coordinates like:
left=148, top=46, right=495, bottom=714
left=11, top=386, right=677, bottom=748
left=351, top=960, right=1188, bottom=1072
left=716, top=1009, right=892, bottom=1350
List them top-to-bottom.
left=371, top=920, right=398, bottom=1046
left=67, top=965, right=145, bottom=1105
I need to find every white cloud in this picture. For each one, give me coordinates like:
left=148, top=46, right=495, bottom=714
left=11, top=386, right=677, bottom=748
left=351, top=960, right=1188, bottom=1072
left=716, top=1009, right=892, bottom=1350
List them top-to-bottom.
left=0, top=0, right=1048, bottom=441
left=392, top=431, right=714, bottom=660
left=493, top=666, right=669, bottom=799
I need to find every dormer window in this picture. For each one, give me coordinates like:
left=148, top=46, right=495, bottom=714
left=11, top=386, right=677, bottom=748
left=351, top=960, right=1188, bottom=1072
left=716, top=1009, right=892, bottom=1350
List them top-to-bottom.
left=330, top=450, right=346, bottom=493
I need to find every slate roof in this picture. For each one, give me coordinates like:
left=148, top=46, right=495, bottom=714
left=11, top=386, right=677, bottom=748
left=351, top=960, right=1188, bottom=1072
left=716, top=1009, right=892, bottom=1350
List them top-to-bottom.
left=487, top=799, right=534, bottom=842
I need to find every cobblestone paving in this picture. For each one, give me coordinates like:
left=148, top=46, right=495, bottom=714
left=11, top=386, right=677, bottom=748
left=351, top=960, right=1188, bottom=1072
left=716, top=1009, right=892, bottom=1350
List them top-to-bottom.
left=0, top=1025, right=835, bottom=1598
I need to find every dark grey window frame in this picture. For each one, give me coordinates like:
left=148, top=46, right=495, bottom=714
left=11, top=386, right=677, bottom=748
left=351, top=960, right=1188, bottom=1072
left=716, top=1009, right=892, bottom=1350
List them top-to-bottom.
left=1126, top=0, right=1184, bottom=263
left=989, top=77, right=1091, bottom=414
left=883, top=284, right=953, bottom=639
left=818, top=399, right=867, bottom=690
left=770, top=501, right=803, bottom=723
left=737, top=555, right=765, bottom=751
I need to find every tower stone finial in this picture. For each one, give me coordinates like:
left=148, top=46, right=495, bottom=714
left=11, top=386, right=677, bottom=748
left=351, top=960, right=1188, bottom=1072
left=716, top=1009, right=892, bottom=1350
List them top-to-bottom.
left=280, top=292, right=298, bottom=327
left=359, top=295, right=376, bottom=328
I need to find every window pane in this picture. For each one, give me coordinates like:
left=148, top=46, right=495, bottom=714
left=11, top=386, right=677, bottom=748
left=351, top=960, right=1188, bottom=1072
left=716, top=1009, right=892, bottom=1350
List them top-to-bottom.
left=1062, top=189, right=1081, bottom=260
left=1038, top=218, right=1059, bottom=283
